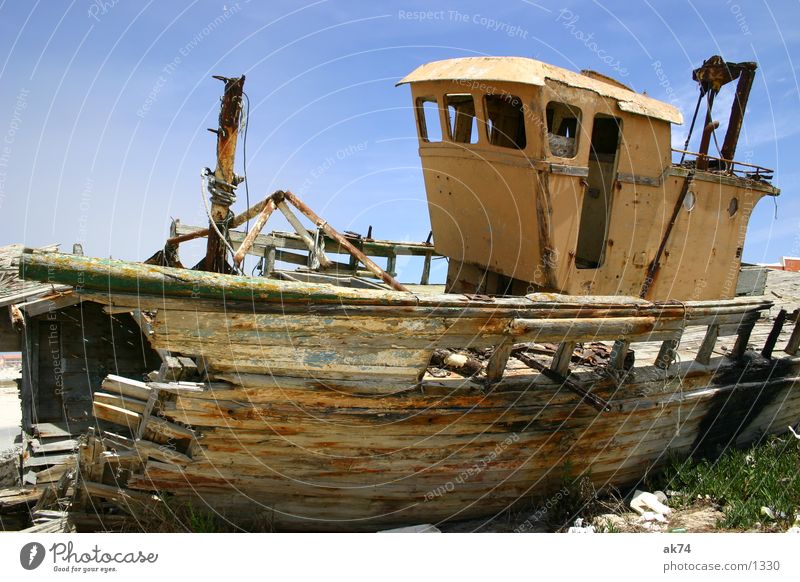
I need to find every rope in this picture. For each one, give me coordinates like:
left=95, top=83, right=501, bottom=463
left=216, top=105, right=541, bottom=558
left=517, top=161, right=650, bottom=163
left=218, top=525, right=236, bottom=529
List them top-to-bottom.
left=204, top=168, right=237, bottom=206
left=200, top=170, right=240, bottom=273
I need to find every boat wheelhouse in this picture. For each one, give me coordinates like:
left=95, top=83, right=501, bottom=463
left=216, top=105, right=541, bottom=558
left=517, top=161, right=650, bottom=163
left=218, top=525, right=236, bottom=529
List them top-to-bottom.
left=400, top=56, right=778, bottom=300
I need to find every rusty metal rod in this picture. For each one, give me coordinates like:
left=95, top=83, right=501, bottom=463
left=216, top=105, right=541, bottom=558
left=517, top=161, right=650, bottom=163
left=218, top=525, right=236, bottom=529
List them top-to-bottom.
left=721, top=63, right=757, bottom=162
left=696, top=120, right=719, bottom=171
left=282, top=190, right=410, bottom=292
left=233, top=197, right=278, bottom=267
left=515, top=351, right=611, bottom=412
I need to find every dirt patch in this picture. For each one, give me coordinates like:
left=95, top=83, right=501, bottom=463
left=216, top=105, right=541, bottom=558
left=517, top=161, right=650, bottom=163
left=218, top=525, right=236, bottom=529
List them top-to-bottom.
left=592, top=503, right=725, bottom=533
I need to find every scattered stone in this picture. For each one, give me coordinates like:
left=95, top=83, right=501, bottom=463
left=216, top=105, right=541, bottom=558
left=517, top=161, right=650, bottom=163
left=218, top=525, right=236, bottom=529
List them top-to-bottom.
left=567, top=518, right=595, bottom=533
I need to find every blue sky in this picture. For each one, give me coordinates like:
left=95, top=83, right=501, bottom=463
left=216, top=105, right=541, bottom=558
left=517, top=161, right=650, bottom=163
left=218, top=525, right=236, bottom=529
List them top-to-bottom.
left=0, top=0, right=798, bottom=281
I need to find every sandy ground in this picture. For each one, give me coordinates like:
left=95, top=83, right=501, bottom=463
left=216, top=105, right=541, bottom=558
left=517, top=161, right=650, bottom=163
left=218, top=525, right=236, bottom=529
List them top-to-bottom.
left=0, top=373, right=21, bottom=452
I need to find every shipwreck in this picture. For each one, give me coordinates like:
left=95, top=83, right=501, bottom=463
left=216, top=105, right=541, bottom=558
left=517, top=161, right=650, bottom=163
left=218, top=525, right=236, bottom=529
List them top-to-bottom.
left=4, top=55, right=800, bottom=531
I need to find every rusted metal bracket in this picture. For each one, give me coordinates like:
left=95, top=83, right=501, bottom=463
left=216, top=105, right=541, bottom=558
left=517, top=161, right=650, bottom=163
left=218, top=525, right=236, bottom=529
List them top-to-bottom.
left=514, top=350, right=611, bottom=412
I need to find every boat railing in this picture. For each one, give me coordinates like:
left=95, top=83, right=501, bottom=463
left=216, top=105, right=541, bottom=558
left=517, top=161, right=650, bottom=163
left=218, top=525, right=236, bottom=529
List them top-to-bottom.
left=672, top=148, right=774, bottom=180
left=440, top=302, right=799, bottom=407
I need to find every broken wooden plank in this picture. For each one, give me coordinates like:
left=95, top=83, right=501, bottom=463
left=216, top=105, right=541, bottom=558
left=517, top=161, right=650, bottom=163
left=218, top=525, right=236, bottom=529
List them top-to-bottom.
left=233, top=196, right=278, bottom=267
left=102, top=374, right=152, bottom=401
left=146, top=381, right=206, bottom=395
left=136, top=387, right=159, bottom=440
left=94, top=392, right=148, bottom=414
left=93, top=401, right=141, bottom=432
left=146, top=417, right=195, bottom=441
left=32, top=422, right=86, bottom=439
left=30, top=439, right=77, bottom=454
left=134, top=440, right=193, bottom=466
left=23, top=453, right=74, bottom=468
left=82, top=481, right=160, bottom=506
left=0, top=487, right=42, bottom=509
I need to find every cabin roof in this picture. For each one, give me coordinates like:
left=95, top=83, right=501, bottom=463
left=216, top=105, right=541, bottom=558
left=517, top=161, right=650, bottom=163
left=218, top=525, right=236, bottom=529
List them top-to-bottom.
left=398, top=56, right=683, bottom=124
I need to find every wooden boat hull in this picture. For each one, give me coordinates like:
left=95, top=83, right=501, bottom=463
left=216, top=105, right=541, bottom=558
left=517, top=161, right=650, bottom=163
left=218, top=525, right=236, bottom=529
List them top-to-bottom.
left=20, top=253, right=800, bottom=531
left=112, top=358, right=795, bottom=531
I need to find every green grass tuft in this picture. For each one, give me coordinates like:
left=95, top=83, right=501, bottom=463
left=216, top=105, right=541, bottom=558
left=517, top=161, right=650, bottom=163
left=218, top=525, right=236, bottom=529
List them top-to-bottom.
left=650, top=433, right=800, bottom=530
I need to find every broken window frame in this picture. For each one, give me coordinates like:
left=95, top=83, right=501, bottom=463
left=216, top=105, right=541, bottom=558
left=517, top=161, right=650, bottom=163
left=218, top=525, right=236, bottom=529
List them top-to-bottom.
left=444, top=93, right=479, bottom=145
left=483, top=93, right=527, bottom=150
left=416, top=96, right=444, bottom=143
left=545, top=101, right=582, bottom=159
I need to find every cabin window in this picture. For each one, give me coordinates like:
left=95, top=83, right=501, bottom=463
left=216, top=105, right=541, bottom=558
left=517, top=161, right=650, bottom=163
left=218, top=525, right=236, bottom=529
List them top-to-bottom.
left=445, top=94, right=478, bottom=144
left=484, top=94, right=526, bottom=149
left=416, top=97, right=443, bottom=142
left=546, top=102, right=581, bottom=158
left=575, top=115, right=621, bottom=269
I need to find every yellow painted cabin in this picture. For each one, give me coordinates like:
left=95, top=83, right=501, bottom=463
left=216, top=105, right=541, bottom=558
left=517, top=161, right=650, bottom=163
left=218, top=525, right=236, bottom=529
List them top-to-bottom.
left=399, top=56, right=778, bottom=301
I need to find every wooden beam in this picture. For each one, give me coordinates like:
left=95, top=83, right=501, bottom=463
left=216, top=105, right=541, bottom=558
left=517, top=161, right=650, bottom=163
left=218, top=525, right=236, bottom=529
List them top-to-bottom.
left=203, top=75, right=245, bottom=272
left=282, top=190, right=409, bottom=292
left=233, top=197, right=278, bottom=267
left=276, top=199, right=332, bottom=269
left=761, top=309, right=787, bottom=359
left=786, top=312, right=800, bottom=356
left=729, top=320, right=756, bottom=360
left=695, top=324, right=719, bottom=365
left=655, top=336, right=680, bottom=369
left=485, top=338, right=513, bottom=383
left=609, top=340, right=630, bottom=370
left=550, top=341, right=576, bottom=376
left=102, top=375, right=152, bottom=401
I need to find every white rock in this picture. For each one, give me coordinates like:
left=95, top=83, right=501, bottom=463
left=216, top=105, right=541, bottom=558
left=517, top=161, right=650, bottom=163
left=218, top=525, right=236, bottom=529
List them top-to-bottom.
left=630, top=490, right=672, bottom=516
left=654, top=490, right=668, bottom=504
left=760, top=506, right=776, bottom=520
left=567, top=525, right=596, bottom=533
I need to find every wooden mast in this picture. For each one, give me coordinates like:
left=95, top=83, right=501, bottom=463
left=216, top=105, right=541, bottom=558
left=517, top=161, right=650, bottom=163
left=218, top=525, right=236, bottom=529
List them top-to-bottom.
left=202, top=75, right=245, bottom=272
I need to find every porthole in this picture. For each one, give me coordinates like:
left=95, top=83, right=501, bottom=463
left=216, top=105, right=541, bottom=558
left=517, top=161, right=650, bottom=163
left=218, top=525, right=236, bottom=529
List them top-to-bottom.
left=683, top=191, right=695, bottom=212
left=728, top=197, right=739, bottom=217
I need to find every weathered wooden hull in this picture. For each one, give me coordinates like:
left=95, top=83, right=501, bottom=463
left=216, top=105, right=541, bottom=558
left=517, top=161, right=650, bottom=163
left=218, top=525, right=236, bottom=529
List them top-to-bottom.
left=20, top=253, right=800, bottom=530
left=118, top=359, right=794, bottom=531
